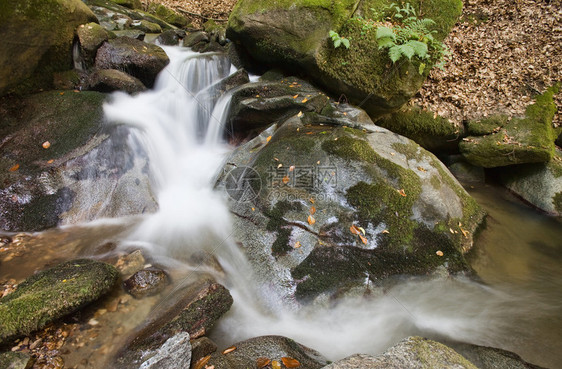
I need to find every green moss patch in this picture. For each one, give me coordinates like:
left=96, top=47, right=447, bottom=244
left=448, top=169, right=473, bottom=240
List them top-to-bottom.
left=466, top=114, right=509, bottom=136
left=0, top=259, right=118, bottom=344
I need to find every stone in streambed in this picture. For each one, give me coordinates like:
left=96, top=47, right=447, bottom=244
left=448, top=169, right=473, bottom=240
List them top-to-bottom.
left=94, top=37, right=169, bottom=88
left=88, top=69, right=147, bottom=94
left=0, top=259, right=118, bottom=344
left=123, top=267, right=169, bottom=298
left=113, top=277, right=232, bottom=368
left=206, top=335, right=328, bottom=369
left=323, top=336, right=477, bottom=368
left=0, top=351, right=34, bottom=369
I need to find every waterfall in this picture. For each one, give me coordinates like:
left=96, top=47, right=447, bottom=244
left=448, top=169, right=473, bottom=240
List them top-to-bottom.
left=99, top=46, right=545, bottom=364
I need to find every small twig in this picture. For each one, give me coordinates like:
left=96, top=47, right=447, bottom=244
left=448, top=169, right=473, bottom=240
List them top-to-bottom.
left=176, top=7, right=228, bottom=22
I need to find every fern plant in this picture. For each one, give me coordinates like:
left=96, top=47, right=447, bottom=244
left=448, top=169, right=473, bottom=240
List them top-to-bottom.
left=375, top=2, right=448, bottom=73
left=329, top=30, right=350, bottom=49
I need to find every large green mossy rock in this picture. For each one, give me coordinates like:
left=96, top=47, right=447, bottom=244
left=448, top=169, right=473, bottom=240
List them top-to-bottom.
left=0, top=0, right=98, bottom=96
left=84, top=0, right=176, bottom=31
left=227, top=0, right=462, bottom=119
left=147, top=3, right=188, bottom=28
left=460, top=86, right=558, bottom=168
left=218, top=101, right=485, bottom=303
left=375, top=105, right=462, bottom=154
left=0, top=259, right=118, bottom=344
left=324, top=337, right=477, bottom=368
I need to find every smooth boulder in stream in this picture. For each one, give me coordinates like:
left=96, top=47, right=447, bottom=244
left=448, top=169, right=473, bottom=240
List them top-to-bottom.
left=219, top=101, right=485, bottom=303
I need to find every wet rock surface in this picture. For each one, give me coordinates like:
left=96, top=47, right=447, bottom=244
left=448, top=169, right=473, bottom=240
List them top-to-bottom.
left=94, top=37, right=170, bottom=88
left=87, top=68, right=147, bottom=94
left=123, top=268, right=169, bottom=298
left=206, top=335, right=328, bottom=369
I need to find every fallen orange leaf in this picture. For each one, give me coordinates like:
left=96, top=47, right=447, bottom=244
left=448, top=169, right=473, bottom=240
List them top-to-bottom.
left=293, top=94, right=299, bottom=99
left=301, top=98, right=308, bottom=103
left=266, top=136, right=272, bottom=143
left=42, top=141, right=51, bottom=149
left=47, top=159, right=54, bottom=164
left=9, top=164, right=19, bottom=172
left=289, top=165, right=295, bottom=172
left=282, top=176, right=290, bottom=184
left=397, top=189, right=407, bottom=197
left=309, top=198, right=315, bottom=204
left=310, top=206, right=316, bottom=215
left=307, top=215, right=315, bottom=225
left=350, top=225, right=360, bottom=235
left=382, top=229, right=390, bottom=234
left=359, top=234, right=368, bottom=245
left=294, top=241, right=301, bottom=249
left=436, top=250, right=444, bottom=256
left=222, top=346, right=236, bottom=354
left=193, top=355, right=211, bottom=369
left=256, top=357, right=271, bottom=368
left=282, top=357, right=301, bottom=368
left=271, top=360, right=281, bottom=369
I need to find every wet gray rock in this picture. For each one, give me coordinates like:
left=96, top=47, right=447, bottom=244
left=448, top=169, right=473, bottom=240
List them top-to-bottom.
left=85, top=0, right=175, bottom=31
left=130, top=20, right=162, bottom=33
left=112, top=29, right=146, bottom=40
left=156, top=30, right=187, bottom=46
left=183, top=31, right=210, bottom=48
left=95, top=37, right=169, bottom=87
left=88, top=69, right=147, bottom=94
left=217, top=103, right=485, bottom=303
left=498, top=148, right=562, bottom=216
left=116, top=250, right=147, bottom=277
left=0, top=259, right=118, bottom=344
left=123, top=268, right=169, bottom=298
left=114, top=277, right=232, bottom=367
left=207, top=335, right=328, bottom=369
left=323, top=337, right=477, bottom=368
left=451, top=343, right=547, bottom=369
left=0, top=351, right=34, bottom=369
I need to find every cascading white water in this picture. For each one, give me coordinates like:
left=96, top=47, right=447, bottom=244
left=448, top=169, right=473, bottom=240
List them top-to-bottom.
left=101, top=46, right=546, bottom=363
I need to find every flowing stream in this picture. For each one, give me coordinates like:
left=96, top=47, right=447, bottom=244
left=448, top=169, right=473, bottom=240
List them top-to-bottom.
left=1, top=47, right=561, bottom=368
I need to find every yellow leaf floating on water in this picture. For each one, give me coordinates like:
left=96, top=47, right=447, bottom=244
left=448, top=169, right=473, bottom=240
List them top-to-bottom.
left=310, top=206, right=316, bottom=215
left=307, top=215, right=315, bottom=225
left=436, top=250, right=444, bottom=256
left=222, top=346, right=236, bottom=354
left=282, top=357, right=301, bottom=368
left=256, top=358, right=271, bottom=368
left=271, top=360, right=281, bottom=369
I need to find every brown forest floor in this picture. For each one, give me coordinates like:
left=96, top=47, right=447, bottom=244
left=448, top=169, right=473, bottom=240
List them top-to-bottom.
left=149, top=0, right=561, bottom=126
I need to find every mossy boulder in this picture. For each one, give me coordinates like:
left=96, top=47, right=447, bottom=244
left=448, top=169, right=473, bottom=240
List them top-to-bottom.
left=0, top=0, right=98, bottom=96
left=227, top=0, right=462, bottom=120
left=147, top=3, right=188, bottom=28
left=130, top=19, right=162, bottom=33
left=77, top=22, right=111, bottom=68
left=156, top=29, right=187, bottom=46
left=94, top=37, right=169, bottom=87
left=460, top=86, right=558, bottom=168
left=218, top=103, right=485, bottom=303
left=375, top=105, right=462, bottom=153
left=466, top=114, right=509, bottom=136
left=497, top=148, right=562, bottom=216
left=0, top=259, right=118, bottom=344
left=206, top=336, right=328, bottom=368
left=324, top=336, right=477, bottom=368
left=451, top=343, right=547, bottom=369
